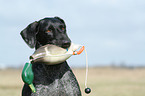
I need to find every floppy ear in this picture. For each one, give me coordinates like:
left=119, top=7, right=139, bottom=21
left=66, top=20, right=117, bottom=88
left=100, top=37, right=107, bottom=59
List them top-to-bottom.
left=20, top=21, right=38, bottom=48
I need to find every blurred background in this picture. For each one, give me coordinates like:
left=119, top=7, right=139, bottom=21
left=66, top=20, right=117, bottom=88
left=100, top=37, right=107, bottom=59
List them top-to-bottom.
left=0, top=0, right=145, bottom=96
left=0, top=0, right=145, bottom=68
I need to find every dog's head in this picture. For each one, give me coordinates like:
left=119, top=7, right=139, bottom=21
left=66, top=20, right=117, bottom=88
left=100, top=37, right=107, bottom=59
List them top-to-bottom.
left=20, top=17, right=71, bottom=49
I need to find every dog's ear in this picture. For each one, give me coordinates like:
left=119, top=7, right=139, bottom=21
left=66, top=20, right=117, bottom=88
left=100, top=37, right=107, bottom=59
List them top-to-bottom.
left=54, top=17, right=65, bottom=24
left=20, top=21, right=38, bottom=48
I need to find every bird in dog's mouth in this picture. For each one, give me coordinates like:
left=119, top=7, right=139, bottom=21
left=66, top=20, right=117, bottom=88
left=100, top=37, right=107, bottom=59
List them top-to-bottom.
left=30, top=43, right=84, bottom=65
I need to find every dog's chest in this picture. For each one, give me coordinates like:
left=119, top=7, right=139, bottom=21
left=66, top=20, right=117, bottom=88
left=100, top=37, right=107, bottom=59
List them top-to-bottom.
left=31, top=63, right=81, bottom=96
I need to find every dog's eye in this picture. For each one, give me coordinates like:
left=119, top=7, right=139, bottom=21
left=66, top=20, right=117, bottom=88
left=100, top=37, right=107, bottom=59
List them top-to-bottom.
left=59, top=25, right=65, bottom=31
left=47, top=26, right=54, bottom=32
left=61, top=27, right=65, bottom=31
left=47, top=30, right=51, bottom=32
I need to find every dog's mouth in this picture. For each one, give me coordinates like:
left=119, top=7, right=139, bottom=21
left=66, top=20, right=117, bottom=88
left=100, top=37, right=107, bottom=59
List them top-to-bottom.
left=46, top=40, right=71, bottom=49
left=45, top=42, right=71, bottom=49
left=61, top=43, right=71, bottom=49
left=54, top=44, right=70, bottom=50
left=61, top=45, right=70, bottom=49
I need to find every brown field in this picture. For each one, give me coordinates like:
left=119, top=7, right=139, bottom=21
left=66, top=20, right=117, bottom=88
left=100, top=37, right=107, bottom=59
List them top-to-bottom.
left=0, top=67, right=145, bottom=96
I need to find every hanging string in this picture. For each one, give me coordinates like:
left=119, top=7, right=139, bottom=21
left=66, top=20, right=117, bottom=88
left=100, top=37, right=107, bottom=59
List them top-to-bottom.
left=84, top=47, right=91, bottom=94
left=84, top=48, right=88, bottom=88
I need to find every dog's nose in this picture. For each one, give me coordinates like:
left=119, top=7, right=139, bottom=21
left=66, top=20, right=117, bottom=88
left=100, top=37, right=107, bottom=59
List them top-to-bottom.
left=62, top=40, right=71, bottom=49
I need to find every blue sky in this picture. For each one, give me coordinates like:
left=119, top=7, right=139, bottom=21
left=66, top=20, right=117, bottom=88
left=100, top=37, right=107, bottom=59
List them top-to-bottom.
left=0, top=0, right=145, bottom=68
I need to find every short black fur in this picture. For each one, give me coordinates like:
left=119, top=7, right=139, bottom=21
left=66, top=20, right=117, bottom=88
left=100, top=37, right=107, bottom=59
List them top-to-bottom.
left=20, top=17, right=82, bottom=96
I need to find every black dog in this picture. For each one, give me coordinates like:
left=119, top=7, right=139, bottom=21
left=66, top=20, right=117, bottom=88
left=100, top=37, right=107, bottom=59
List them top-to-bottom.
left=20, top=17, right=82, bottom=96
